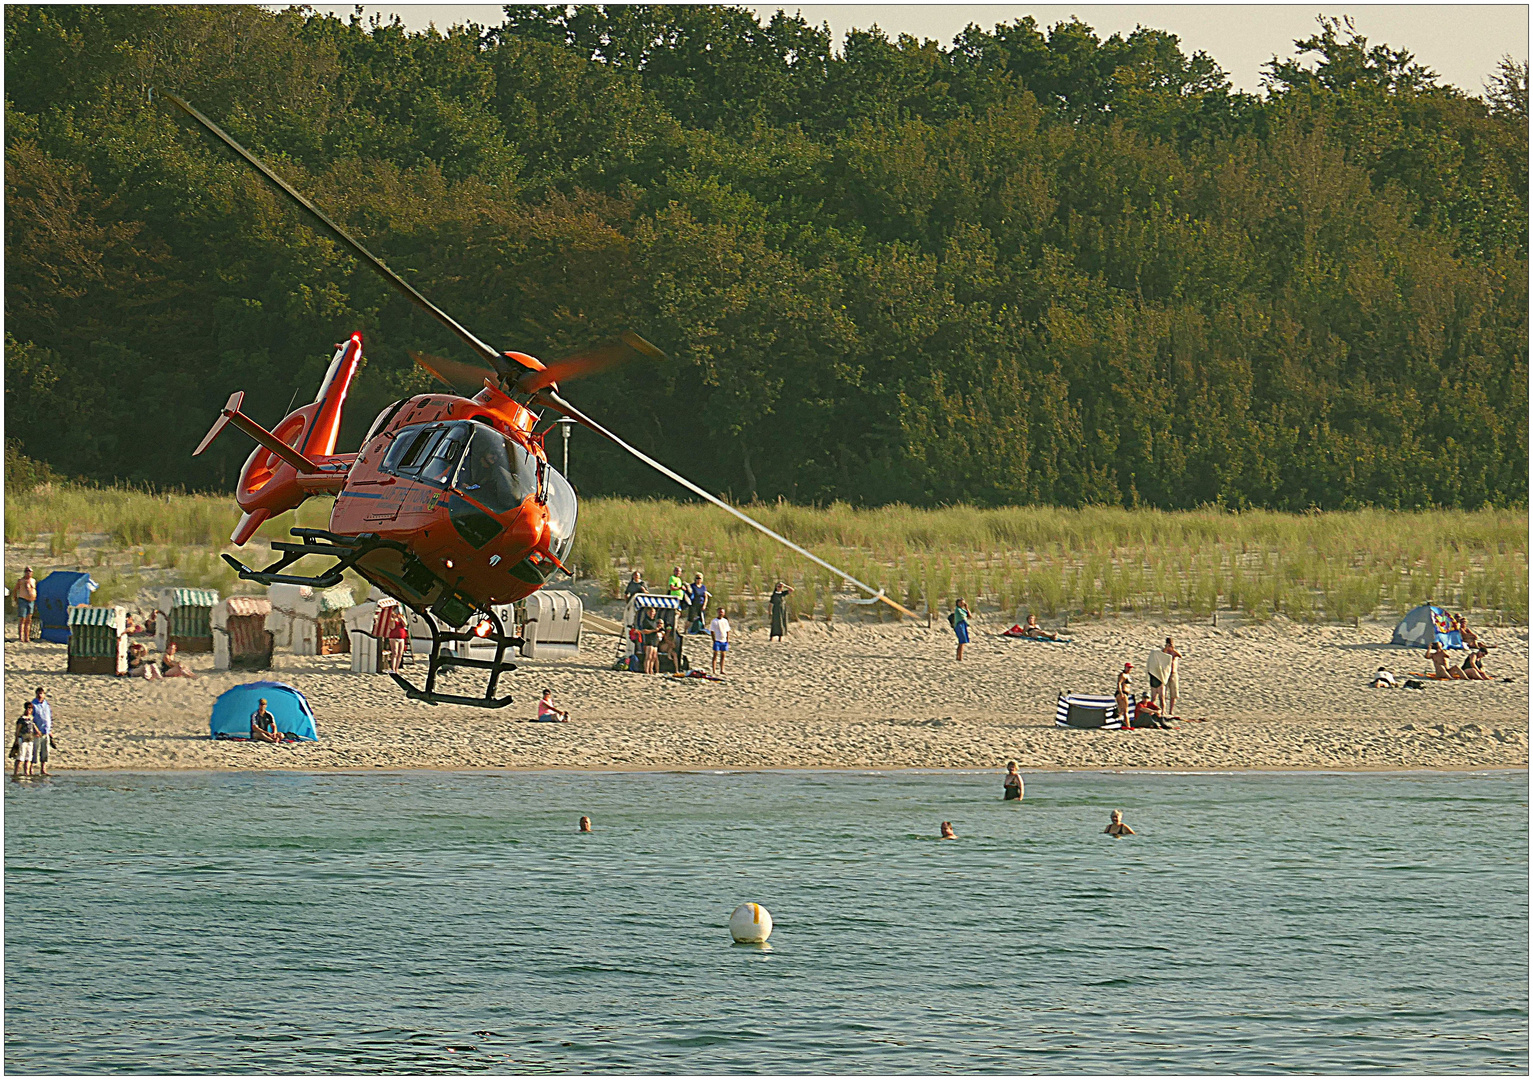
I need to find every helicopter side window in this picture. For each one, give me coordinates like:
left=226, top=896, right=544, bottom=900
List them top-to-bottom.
left=382, top=423, right=441, bottom=477
left=455, top=424, right=538, bottom=514
left=417, top=425, right=469, bottom=487
left=543, top=463, right=578, bottom=565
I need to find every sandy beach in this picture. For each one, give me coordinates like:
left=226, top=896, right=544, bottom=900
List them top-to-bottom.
left=5, top=611, right=1526, bottom=773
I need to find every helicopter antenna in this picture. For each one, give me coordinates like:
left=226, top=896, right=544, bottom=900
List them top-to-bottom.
left=159, top=91, right=511, bottom=376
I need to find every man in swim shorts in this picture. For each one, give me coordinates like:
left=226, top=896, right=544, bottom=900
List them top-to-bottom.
left=15, top=567, right=36, bottom=643
left=708, top=608, right=731, bottom=675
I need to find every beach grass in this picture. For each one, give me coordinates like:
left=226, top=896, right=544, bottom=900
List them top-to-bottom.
left=6, top=483, right=1526, bottom=625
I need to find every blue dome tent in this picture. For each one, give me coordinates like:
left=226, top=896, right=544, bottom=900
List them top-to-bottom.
left=36, top=571, right=97, bottom=644
left=1392, top=604, right=1464, bottom=649
left=210, top=681, right=318, bottom=742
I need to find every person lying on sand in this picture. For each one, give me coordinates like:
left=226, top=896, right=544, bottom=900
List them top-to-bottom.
left=1022, top=614, right=1060, bottom=641
left=159, top=643, right=198, bottom=678
left=1370, top=667, right=1398, bottom=688
left=250, top=699, right=282, bottom=744
left=1104, top=810, right=1135, bottom=837
left=939, top=821, right=956, bottom=839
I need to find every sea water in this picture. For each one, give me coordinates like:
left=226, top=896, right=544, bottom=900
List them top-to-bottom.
left=5, top=769, right=1527, bottom=1073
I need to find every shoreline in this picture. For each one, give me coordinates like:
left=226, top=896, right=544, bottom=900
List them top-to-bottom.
left=8, top=613, right=1526, bottom=774
left=24, top=764, right=1531, bottom=776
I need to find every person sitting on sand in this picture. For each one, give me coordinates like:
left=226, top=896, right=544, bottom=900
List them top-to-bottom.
left=1021, top=614, right=1060, bottom=641
left=1457, top=618, right=1494, bottom=651
left=127, top=642, right=162, bottom=679
left=1425, top=642, right=1457, bottom=679
left=159, top=643, right=198, bottom=678
left=1463, top=647, right=1492, bottom=681
left=536, top=689, right=569, bottom=723
left=1136, top=692, right=1162, bottom=720
left=250, top=699, right=282, bottom=744
left=1003, top=761, right=1024, bottom=801
left=1104, top=810, right=1135, bottom=837
left=579, top=815, right=592, bottom=832
left=940, top=821, right=956, bottom=839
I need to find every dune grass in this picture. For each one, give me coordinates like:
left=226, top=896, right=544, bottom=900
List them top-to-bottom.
left=6, top=483, right=1526, bottom=625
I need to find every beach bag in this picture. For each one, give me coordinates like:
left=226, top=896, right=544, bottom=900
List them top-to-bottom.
left=947, top=610, right=958, bottom=628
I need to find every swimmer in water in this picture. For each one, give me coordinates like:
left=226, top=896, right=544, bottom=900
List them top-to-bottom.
left=1003, top=761, right=1023, bottom=801
left=1104, top=809, right=1135, bottom=837
left=578, top=816, right=591, bottom=832
left=940, top=821, right=956, bottom=839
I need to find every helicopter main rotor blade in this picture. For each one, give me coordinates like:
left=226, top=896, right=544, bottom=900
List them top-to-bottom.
left=159, top=90, right=511, bottom=376
left=515, top=332, right=665, bottom=395
left=410, top=350, right=501, bottom=396
left=535, top=389, right=918, bottom=619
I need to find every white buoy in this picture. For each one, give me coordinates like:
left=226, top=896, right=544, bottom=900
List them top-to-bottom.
left=730, top=902, right=773, bottom=943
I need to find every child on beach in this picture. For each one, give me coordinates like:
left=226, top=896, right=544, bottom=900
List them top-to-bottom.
left=708, top=608, right=731, bottom=675
left=11, top=703, right=37, bottom=779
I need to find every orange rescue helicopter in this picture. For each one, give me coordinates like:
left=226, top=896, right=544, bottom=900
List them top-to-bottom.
left=164, top=92, right=913, bottom=708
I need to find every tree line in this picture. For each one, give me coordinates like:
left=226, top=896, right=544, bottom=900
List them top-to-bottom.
left=5, top=5, right=1527, bottom=509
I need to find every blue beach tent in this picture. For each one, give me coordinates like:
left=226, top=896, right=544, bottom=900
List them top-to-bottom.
left=36, top=571, right=97, bottom=644
left=1391, top=604, right=1464, bottom=649
left=210, top=681, right=319, bottom=742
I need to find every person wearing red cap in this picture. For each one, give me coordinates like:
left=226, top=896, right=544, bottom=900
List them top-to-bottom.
left=1116, top=662, right=1133, bottom=722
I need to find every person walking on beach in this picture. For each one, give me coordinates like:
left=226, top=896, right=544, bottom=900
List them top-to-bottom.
left=15, top=567, right=36, bottom=643
left=768, top=580, right=794, bottom=641
left=949, top=598, right=971, bottom=660
left=708, top=607, right=732, bottom=675
left=1115, top=663, right=1132, bottom=721
left=29, top=687, right=51, bottom=778
left=536, top=689, right=569, bottom=722
left=250, top=698, right=282, bottom=743
left=11, top=702, right=38, bottom=780
left=1003, top=761, right=1024, bottom=801
left=1104, top=810, right=1135, bottom=837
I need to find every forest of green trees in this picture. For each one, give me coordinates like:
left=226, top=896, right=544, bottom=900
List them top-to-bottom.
left=5, top=5, right=1527, bottom=509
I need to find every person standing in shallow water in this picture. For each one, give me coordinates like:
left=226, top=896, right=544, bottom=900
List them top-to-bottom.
left=768, top=580, right=794, bottom=641
left=949, top=599, right=971, bottom=660
left=1003, top=761, right=1023, bottom=801
left=1104, top=810, right=1135, bottom=837
left=578, top=816, right=591, bottom=832
left=940, top=821, right=956, bottom=839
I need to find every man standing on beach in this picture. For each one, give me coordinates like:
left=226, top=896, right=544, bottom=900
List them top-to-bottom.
left=15, top=567, right=37, bottom=643
left=708, top=607, right=731, bottom=675
left=1162, top=637, right=1183, bottom=717
left=30, top=687, right=51, bottom=777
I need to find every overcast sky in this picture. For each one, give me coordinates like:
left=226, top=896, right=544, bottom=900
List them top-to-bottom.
left=300, top=4, right=1528, bottom=96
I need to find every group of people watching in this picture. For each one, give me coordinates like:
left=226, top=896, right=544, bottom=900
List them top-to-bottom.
left=624, top=567, right=740, bottom=675
left=1426, top=640, right=1495, bottom=680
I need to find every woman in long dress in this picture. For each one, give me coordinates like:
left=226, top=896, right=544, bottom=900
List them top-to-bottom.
left=768, top=581, right=794, bottom=641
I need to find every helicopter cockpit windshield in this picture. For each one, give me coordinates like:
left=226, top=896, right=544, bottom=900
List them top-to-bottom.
left=456, top=424, right=540, bottom=514
left=544, top=464, right=577, bottom=565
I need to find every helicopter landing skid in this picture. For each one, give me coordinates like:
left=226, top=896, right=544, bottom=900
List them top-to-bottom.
left=221, top=527, right=398, bottom=588
left=389, top=607, right=522, bottom=709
